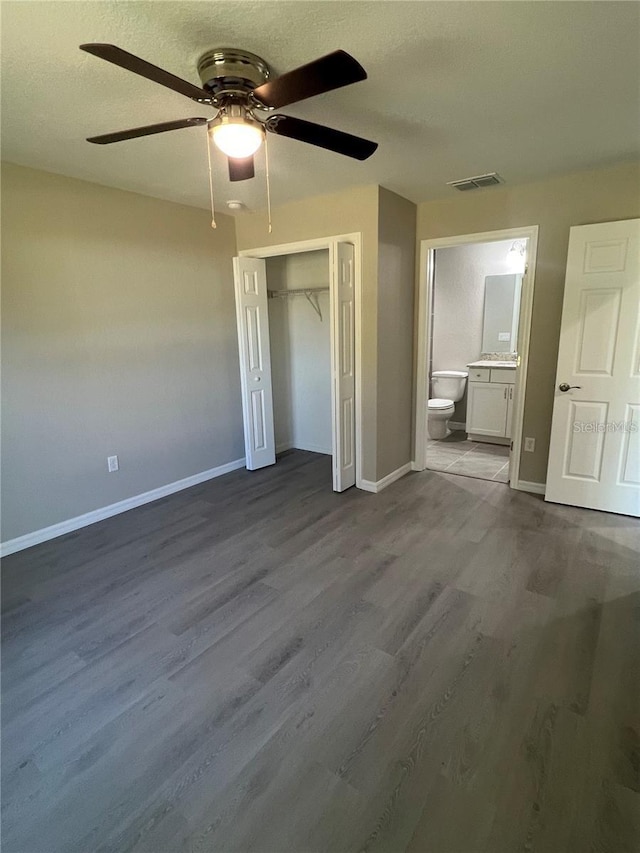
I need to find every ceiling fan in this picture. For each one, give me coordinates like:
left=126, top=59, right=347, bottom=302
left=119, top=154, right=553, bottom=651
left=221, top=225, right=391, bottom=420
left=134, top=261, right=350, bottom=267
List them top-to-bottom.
left=80, top=44, right=378, bottom=182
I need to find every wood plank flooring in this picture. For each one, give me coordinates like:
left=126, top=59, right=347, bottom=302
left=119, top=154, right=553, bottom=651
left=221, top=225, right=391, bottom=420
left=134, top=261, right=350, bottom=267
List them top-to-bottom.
left=2, top=450, right=639, bottom=853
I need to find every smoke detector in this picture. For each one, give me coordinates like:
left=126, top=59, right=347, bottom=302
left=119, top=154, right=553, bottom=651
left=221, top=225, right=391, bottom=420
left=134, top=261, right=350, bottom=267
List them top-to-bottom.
left=447, top=172, right=505, bottom=192
left=226, top=200, right=247, bottom=210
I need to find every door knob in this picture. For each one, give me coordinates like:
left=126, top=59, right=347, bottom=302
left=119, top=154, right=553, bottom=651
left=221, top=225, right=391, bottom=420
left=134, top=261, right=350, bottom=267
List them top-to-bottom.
left=558, top=383, right=581, bottom=392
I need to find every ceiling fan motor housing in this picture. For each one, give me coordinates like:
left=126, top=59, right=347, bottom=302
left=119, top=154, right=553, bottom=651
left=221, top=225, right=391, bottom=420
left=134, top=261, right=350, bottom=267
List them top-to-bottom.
left=197, top=48, right=271, bottom=97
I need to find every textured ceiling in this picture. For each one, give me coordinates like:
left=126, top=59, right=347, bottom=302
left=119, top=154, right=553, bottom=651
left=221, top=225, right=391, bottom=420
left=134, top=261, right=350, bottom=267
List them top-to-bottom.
left=2, top=1, right=639, bottom=213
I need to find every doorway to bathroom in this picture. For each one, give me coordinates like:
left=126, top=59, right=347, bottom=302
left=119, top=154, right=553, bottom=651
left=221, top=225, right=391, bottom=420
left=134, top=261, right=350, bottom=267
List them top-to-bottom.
left=414, top=226, right=539, bottom=489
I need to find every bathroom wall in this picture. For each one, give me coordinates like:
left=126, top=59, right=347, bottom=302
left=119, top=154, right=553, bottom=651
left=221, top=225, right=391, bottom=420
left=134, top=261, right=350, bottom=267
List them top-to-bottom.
left=432, top=239, right=520, bottom=423
left=432, top=239, right=520, bottom=370
left=266, top=251, right=332, bottom=455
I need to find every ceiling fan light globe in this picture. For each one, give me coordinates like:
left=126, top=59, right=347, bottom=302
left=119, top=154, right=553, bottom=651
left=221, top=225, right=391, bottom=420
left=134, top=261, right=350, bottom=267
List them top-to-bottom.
left=210, top=120, right=263, bottom=158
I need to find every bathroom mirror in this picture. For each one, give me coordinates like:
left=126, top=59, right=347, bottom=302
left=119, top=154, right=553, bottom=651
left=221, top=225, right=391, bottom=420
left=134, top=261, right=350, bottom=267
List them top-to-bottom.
left=482, top=274, right=522, bottom=353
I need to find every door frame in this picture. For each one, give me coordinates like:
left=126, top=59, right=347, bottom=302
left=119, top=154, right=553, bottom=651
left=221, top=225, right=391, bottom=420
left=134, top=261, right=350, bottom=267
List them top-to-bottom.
left=413, top=225, right=539, bottom=489
left=238, top=233, right=364, bottom=489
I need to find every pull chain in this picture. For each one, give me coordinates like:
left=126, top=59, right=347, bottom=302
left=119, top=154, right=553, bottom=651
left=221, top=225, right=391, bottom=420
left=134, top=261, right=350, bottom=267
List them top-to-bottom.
left=205, top=129, right=217, bottom=229
left=264, top=131, right=273, bottom=234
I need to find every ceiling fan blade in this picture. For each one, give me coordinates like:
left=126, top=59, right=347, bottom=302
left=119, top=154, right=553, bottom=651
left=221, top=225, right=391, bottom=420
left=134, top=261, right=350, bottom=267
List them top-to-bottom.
left=80, top=44, right=211, bottom=102
left=252, top=50, right=367, bottom=109
left=265, top=115, right=377, bottom=161
left=87, top=117, right=208, bottom=145
left=228, top=156, right=255, bottom=182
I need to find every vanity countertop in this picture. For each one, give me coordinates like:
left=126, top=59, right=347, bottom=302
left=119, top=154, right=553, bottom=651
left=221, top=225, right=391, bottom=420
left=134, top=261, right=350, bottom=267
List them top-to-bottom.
left=467, top=360, right=517, bottom=369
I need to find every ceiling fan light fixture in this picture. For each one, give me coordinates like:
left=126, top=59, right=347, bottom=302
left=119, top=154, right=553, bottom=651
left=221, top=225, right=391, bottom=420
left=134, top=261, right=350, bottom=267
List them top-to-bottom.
left=209, top=115, right=264, bottom=159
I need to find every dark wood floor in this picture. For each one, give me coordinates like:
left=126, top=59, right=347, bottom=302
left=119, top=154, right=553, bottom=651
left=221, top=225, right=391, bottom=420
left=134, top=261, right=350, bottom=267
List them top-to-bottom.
left=2, top=450, right=639, bottom=853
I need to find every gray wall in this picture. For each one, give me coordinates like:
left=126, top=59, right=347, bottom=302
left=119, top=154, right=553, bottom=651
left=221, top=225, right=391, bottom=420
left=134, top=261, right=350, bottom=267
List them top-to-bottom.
left=1, top=163, right=242, bottom=542
left=376, top=187, right=417, bottom=479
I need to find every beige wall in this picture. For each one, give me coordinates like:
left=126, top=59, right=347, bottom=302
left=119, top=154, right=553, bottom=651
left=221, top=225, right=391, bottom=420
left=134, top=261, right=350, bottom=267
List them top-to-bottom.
left=417, top=160, right=640, bottom=484
left=1, top=163, right=241, bottom=542
left=235, top=185, right=381, bottom=481
left=377, top=187, right=417, bottom=478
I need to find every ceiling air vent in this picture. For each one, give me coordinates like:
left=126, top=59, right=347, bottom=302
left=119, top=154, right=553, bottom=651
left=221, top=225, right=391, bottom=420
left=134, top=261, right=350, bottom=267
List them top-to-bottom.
left=447, top=172, right=504, bottom=192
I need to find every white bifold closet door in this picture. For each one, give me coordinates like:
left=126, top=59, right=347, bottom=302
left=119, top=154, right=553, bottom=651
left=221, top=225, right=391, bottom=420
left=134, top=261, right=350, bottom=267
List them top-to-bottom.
left=329, top=242, right=356, bottom=491
left=233, top=243, right=356, bottom=491
left=233, top=257, right=276, bottom=471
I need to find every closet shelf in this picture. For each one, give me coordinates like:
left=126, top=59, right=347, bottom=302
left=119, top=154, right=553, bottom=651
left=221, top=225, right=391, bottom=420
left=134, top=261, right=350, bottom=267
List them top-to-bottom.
left=267, top=286, right=329, bottom=321
left=267, top=287, right=329, bottom=298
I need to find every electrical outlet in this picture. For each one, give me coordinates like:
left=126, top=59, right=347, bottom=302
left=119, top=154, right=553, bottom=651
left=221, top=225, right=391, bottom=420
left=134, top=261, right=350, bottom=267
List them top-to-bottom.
left=524, top=438, right=535, bottom=453
left=107, top=455, right=119, bottom=472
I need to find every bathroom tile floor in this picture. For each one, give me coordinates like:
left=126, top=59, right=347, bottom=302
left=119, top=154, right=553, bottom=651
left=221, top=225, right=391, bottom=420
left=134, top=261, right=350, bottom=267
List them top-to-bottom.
left=426, top=432, right=510, bottom=483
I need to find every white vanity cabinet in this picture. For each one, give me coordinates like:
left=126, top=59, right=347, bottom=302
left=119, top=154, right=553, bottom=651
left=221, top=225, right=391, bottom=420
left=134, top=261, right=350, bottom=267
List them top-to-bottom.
left=466, top=366, right=515, bottom=441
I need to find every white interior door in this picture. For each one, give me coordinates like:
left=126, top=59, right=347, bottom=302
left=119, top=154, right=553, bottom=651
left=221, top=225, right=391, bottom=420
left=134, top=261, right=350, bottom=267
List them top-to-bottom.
left=545, top=219, right=640, bottom=516
left=330, top=242, right=356, bottom=491
left=233, top=257, right=276, bottom=470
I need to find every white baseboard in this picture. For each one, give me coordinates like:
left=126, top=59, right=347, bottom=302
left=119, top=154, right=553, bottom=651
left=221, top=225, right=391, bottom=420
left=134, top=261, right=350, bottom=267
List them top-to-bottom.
left=449, top=421, right=467, bottom=432
left=276, top=441, right=293, bottom=453
left=291, top=442, right=332, bottom=455
left=0, top=457, right=246, bottom=558
left=359, top=462, right=412, bottom=494
left=513, top=480, right=546, bottom=495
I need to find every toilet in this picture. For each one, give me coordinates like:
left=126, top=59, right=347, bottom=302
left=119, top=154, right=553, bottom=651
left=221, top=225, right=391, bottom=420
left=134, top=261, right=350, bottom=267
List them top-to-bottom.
left=428, top=370, right=468, bottom=439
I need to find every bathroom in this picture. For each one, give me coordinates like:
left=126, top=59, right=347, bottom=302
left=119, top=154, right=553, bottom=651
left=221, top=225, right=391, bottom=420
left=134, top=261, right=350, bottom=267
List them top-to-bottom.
left=427, top=238, right=527, bottom=483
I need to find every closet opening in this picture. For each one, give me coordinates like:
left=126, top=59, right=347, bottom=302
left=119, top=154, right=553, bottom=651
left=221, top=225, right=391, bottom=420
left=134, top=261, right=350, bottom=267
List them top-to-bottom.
left=233, top=234, right=362, bottom=493
left=267, top=250, right=332, bottom=460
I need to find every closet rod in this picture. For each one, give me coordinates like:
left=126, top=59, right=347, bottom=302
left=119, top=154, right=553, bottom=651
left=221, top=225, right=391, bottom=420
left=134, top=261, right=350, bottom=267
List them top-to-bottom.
left=267, top=286, right=329, bottom=298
